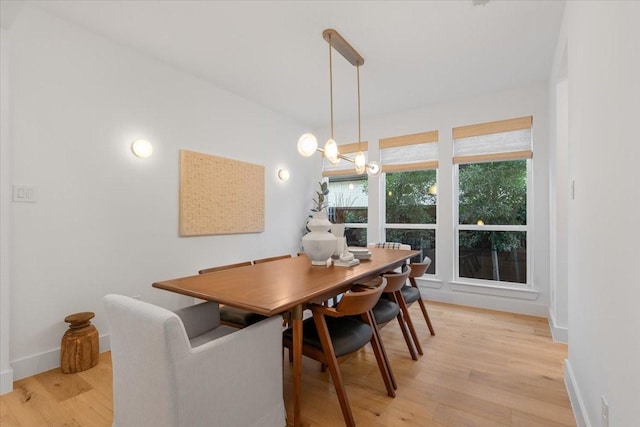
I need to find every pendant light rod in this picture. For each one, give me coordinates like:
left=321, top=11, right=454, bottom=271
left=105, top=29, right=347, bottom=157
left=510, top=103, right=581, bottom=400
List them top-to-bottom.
left=296, top=29, right=380, bottom=176
left=322, top=29, right=365, bottom=66
left=328, top=35, right=334, bottom=139
left=357, top=64, right=361, bottom=146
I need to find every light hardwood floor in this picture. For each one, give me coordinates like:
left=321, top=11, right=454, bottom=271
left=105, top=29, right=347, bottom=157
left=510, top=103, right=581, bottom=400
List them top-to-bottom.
left=0, top=302, right=575, bottom=426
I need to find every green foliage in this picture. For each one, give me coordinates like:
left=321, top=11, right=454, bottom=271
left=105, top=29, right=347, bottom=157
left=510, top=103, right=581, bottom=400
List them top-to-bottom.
left=458, top=160, right=526, bottom=252
left=385, top=170, right=437, bottom=224
left=312, top=181, right=330, bottom=212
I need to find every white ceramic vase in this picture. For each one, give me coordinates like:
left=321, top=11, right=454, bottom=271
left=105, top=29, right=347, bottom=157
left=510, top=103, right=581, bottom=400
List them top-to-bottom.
left=302, top=212, right=337, bottom=266
left=331, top=223, right=346, bottom=258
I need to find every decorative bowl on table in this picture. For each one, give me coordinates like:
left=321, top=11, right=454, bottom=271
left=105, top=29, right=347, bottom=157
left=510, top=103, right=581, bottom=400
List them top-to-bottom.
left=348, top=247, right=372, bottom=260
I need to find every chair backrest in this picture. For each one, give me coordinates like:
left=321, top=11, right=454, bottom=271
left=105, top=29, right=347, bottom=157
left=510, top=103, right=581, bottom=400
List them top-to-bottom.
left=368, top=242, right=412, bottom=250
left=253, top=254, right=292, bottom=264
left=409, top=256, right=432, bottom=277
left=198, top=261, right=252, bottom=275
left=382, top=265, right=412, bottom=292
left=335, top=279, right=387, bottom=316
left=104, top=294, right=194, bottom=426
left=104, top=294, right=286, bottom=427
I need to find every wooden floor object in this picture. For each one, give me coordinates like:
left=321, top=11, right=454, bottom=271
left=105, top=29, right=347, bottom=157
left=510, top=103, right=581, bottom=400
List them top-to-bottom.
left=0, top=302, right=576, bottom=427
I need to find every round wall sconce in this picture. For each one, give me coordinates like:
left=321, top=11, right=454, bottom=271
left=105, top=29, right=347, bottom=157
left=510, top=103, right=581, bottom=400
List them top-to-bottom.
left=131, top=139, right=153, bottom=158
left=277, top=169, right=290, bottom=181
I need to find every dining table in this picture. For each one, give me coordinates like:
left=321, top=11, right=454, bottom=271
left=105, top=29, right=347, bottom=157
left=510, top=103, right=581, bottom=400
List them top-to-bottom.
left=152, top=247, right=420, bottom=427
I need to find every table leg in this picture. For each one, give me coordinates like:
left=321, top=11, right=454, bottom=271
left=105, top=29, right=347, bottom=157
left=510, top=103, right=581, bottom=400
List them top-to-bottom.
left=291, top=304, right=303, bottom=427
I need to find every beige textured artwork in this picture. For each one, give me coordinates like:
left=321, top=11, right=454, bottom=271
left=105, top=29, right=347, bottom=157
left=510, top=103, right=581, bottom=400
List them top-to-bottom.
left=179, top=150, right=264, bottom=236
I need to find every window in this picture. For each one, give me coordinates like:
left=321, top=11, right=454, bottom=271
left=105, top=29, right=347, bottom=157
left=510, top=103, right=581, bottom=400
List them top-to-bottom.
left=453, top=116, right=532, bottom=285
left=380, top=131, right=438, bottom=271
left=324, top=142, right=370, bottom=247
left=385, top=170, right=437, bottom=270
left=327, top=175, right=368, bottom=247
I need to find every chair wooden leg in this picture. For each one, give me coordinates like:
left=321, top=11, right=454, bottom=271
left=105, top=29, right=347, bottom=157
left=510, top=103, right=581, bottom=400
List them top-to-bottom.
left=410, top=277, right=435, bottom=335
left=396, top=291, right=423, bottom=356
left=390, top=293, right=418, bottom=361
left=417, top=298, right=435, bottom=336
left=363, top=311, right=396, bottom=396
left=312, top=312, right=355, bottom=427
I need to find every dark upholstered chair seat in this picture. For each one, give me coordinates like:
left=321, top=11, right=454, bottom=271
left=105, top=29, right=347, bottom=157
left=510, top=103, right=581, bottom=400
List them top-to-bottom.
left=282, top=282, right=395, bottom=425
left=400, top=285, right=421, bottom=304
left=371, top=298, right=400, bottom=324
left=219, top=306, right=267, bottom=327
left=283, top=316, right=373, bottom=358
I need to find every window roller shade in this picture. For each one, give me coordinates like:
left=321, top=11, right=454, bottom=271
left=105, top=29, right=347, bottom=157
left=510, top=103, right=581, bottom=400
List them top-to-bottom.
left=453, top=116, right=533, bottom=164
left=380, top=130, right=439, bottom=173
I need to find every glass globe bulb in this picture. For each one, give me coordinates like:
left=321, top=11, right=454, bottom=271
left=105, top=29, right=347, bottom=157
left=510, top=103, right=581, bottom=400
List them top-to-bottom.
left=297, top=133, right=318, bottom=157
left=323, top=139, right=340, bottom=165
left=354, top=151, right=366, bottom=174
left=366, top=161, right=380, bottom=176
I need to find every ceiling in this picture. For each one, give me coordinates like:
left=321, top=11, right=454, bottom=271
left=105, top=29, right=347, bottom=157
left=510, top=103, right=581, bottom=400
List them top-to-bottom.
left=11, top=0, right=565, bottom=129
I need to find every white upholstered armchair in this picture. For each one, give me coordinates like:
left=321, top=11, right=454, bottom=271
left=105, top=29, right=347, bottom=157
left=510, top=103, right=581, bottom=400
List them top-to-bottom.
left=103, top=294, right=286, bottom=427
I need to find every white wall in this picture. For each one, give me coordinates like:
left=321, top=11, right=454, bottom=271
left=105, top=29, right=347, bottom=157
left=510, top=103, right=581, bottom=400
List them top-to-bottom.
left=562, top=1, right=640, bottom=425
left=2, top=5, right=319, bottom=387
left=1, top=27, right=14, bottom=394
left=328, top=83, right=551, bottom=317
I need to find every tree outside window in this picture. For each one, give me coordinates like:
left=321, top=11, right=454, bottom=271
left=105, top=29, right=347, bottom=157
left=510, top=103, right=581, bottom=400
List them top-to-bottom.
left=457, top=160, right=527, bottom=283
left=385, top=170, right=437, bottom=271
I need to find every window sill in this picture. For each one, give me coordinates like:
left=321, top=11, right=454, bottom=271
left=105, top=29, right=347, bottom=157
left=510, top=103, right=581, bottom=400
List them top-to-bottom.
left=415, top=277, right=443, bottom=289
left=449, top=280, right=539, bottom=300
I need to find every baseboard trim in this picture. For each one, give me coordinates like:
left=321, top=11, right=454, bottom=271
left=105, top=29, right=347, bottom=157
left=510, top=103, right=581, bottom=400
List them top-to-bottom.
left=419, top=286, right=549, bottom=317
left=548, top=308, right=568, bottom=343
left=10, top=334, right=111, bottom=383
left=564, top=359, right=589, bottom=427
left=1, top=367, right=14, bottom=395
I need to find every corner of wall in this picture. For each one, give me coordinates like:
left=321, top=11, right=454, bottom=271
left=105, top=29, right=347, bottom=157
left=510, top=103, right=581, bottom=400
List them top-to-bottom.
left=0, top=26, right=13, bottom=397
left=548, top=307, right=568, bottom=343
left=9, top=334, right=111, bottom=384
left=0, top=368, right=14, bottom=395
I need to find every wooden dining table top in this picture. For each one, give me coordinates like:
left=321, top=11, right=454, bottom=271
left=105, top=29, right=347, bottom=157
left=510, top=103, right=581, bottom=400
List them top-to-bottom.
left=152, top=247, right=420, bottom=315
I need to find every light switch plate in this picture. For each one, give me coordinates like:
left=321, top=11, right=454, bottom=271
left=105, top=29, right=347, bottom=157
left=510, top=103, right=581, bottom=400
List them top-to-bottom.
left=13, top=185, right=37, bottom=203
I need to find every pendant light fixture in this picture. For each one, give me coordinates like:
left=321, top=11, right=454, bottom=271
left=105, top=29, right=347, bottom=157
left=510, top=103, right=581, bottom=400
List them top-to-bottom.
left=297, top=29, right=379, bottom=176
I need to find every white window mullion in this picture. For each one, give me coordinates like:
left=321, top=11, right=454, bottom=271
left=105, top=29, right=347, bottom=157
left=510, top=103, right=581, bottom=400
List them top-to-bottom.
left=385, top=223, right=437, bottom=230
left=458, top=224, right=527, bottom=232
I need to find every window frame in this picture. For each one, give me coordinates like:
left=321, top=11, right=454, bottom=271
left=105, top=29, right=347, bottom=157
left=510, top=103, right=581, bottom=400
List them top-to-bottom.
left=453, top=158, right=533, bottom=287
left=382, top=168, right=439, bottom=275
left=326, top=174, right=369, bottom=247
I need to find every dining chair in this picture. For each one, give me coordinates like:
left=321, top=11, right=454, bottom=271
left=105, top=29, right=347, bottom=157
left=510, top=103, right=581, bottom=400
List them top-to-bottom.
left=368, top=242, right=412, bottom=268
left=369, top=242, right=411, bottom=250
left=370, top=243, right=436, bottom=335
left=252, top=254, right=292, bottom=264
left=407, top=256, right=436, bottom=335
left=198, top=260, right=253, bottom=275
left=198, top=261, right=267, bottom=328
left=381, top=265, right=423, bottom=357
left=370, top=266, right=420, bottom=363
left=282, top=280, right=395, bottom=427
left=103, top=294, right=286, bottom=427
